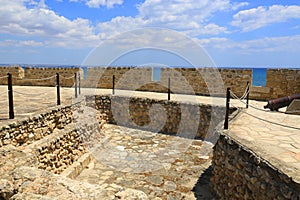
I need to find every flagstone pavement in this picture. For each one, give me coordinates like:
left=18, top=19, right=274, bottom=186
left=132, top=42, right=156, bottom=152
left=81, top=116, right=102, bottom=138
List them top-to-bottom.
left=0, top=85, right=299, bottom=195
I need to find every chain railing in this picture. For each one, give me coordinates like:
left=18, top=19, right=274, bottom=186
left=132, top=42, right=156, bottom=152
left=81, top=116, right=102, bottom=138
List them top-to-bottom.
left=1, top=73, right=81, bottom=119
left=224, top=81, right=299, bottom=131
left=224, top=82, right=250, bottom=129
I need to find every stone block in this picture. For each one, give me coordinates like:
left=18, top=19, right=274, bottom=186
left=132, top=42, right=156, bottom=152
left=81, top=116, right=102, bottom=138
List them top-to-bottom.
left=286, top=99, right=300, bottom=115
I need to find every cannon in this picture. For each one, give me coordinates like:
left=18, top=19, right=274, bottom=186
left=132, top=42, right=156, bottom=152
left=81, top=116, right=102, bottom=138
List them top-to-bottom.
left=264, top=94, right=300, bottom=111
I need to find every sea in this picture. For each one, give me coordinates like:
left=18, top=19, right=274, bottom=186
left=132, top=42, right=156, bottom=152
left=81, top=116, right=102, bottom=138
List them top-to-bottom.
left=0, top=64, right=287, bottom=87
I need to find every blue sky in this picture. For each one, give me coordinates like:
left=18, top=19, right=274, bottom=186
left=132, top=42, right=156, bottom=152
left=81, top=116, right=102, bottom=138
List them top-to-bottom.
left=0, top=0, right=300, bottom=67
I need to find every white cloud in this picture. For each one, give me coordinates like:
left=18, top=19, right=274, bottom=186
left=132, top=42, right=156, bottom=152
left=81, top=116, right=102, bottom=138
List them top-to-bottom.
left=0, top=0, right=103, bottom=47
left=0, top=0, right=248, bottom=50
left=2, top=0, right=298, bottom=55
left=71, top=0, right=123, bottom=8
left=97, top=0, right=241, bottom=38
left=231, top=2, right=249, bottom=11
left=232, top=5, right=300, bottom=32
left=195, top=35, right=300, bottom=53
left=237, top=35, right=300, bottom=52
left=0, top=40, right=44, bottom=47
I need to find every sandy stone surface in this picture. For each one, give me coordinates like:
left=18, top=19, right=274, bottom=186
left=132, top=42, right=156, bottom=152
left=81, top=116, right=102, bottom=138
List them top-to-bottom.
left=228, top=100, right=300, bottom=183
left=76, top=124, right=215, bottom=199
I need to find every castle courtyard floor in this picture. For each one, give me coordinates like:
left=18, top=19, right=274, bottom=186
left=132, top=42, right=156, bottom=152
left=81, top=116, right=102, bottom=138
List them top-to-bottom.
left=0, top=85, right=299, bottom=198
left=75, top=123, right=214, bottom=199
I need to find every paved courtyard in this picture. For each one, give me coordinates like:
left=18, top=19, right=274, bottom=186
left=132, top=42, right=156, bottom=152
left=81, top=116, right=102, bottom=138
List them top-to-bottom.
left=0, top=85, right=299, bottom=197
left=0, top=85, right=74, bottom=122
left=228, top=100, right=300, bottom=183
left=76, top=124, right=214, bottom=199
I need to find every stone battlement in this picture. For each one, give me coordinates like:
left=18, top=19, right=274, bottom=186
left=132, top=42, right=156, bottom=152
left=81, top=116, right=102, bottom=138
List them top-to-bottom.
left=0, top=66, right=83, bottom=87
left=1, top=66, right=299, bottom=100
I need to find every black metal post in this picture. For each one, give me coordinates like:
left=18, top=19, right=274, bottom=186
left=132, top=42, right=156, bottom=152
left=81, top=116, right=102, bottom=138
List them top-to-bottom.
left=7, top=73, right=14, bottom=119
left=56, top=73, right=61, bottom=105
left=74, top=73, right=78, bottom=98
left=78, top=73, right=81, bottom=95
left=112, top=75, right=115, bottom=95
left=168, top=77, right=170, bottom=101
left=246, top=81, right=250, bottom=109
left=224, top=87, right=230, bottom=130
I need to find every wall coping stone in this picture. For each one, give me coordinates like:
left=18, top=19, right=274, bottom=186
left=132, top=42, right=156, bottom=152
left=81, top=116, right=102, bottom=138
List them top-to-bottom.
left=220, top=127, right=300, bottom=184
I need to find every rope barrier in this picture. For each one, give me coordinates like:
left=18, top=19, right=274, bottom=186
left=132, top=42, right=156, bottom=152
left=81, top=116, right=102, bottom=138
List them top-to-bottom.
left=0, top=75, right=8, bottom=79
left=21, top=75, right=56, bottom=81
left=60, top=75, right=75, bottom=80
left=240, top=85, right=250, bottom=100
left=230, top=89, right=248, bottom=101
left=0, top=90, right=8, bottom=96
left=14, top=90, right=50, bottom=96
left=230, top=90, right=273, bottom=112
left=229, top=102, right=300, bottom=130
left=240, top=109, right=300, bottom=131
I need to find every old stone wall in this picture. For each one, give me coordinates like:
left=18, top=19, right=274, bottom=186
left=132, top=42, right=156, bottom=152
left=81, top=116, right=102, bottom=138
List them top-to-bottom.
left=0, top=66, right=83, bottom=86
left=0, top=66, right=24, bottom=85
left=1, top=66, right=299, bottom=100
left=82, top=67, right=153, bottom=90
left=83, top=67, right=251, bottom=97
left=160, top=68, right=252, bottom=96
left=251, top=69, right=300, bottom=100
left=266, top=69, right=300, bottom=99
left=86, top=95, right=229, bottom=139
left=0, top=102, right=104, bottom=177
left=0, top=104, right=77, bottom=147
left=35, top=128, right=86, bottom=174
left=211, top=133, right=300, bottom=199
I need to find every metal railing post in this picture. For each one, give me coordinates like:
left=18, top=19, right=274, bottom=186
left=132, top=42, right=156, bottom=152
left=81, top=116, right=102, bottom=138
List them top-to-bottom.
left=7, top=73, right=14, bottom=119
left=56, top=73, right=61, bottom=105
left=74, top=73, right=78, bottom=98
left=78, top=73, right=81, bottom=95
left=112, top=75, right=115, bottom=95
left=168, top=77, right=170, bottom=101
left=246, top=81, right=250, bottom=109
left=224, top=87, right=230, bottom=130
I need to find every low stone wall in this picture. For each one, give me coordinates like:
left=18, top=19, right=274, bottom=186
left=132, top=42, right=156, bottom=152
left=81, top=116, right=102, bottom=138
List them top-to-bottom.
left=86, top=95, right=231, bottom=139
left=0, top=102, right=104, bottom=177
left=0, top=104, right=76, bottom=147
left=35, top=128, right=86, bottom=174
left=211, top=133, right=300, bottom=199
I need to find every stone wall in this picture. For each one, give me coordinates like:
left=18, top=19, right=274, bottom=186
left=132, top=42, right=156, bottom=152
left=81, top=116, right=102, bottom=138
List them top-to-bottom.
left=0, top=66, right=83, bottom=86
left=0, top=66, right=24, bottom=85
left=1, top=66, right=299, bottom=100
left=82, top=67, right=153, bottom=90
left=83, top=67, right=251, bottom=97
left=161, top=68, right=252, bottom=97
left=251, top=69, right=300, bottom=100
left=266, top=69, right=300, bottom=99
left=86, top=95, right=231, bottom=139
left=0, top=102, right=104, bottom=177
left=0, top=104, right=76, bottom=147
left=35, top=128, right=86, bottom=174
left=211, top=133, right=300, bottom=199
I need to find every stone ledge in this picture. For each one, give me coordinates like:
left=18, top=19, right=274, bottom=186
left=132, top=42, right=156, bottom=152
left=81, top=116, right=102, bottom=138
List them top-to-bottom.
left=211, top=132, right=300, bottom=199
left=61, top=152, right=92, bottom=179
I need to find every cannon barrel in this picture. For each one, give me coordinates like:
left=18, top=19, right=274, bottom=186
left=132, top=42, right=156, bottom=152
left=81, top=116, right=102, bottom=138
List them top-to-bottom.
left=264, top=94, right=300, bottom=111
